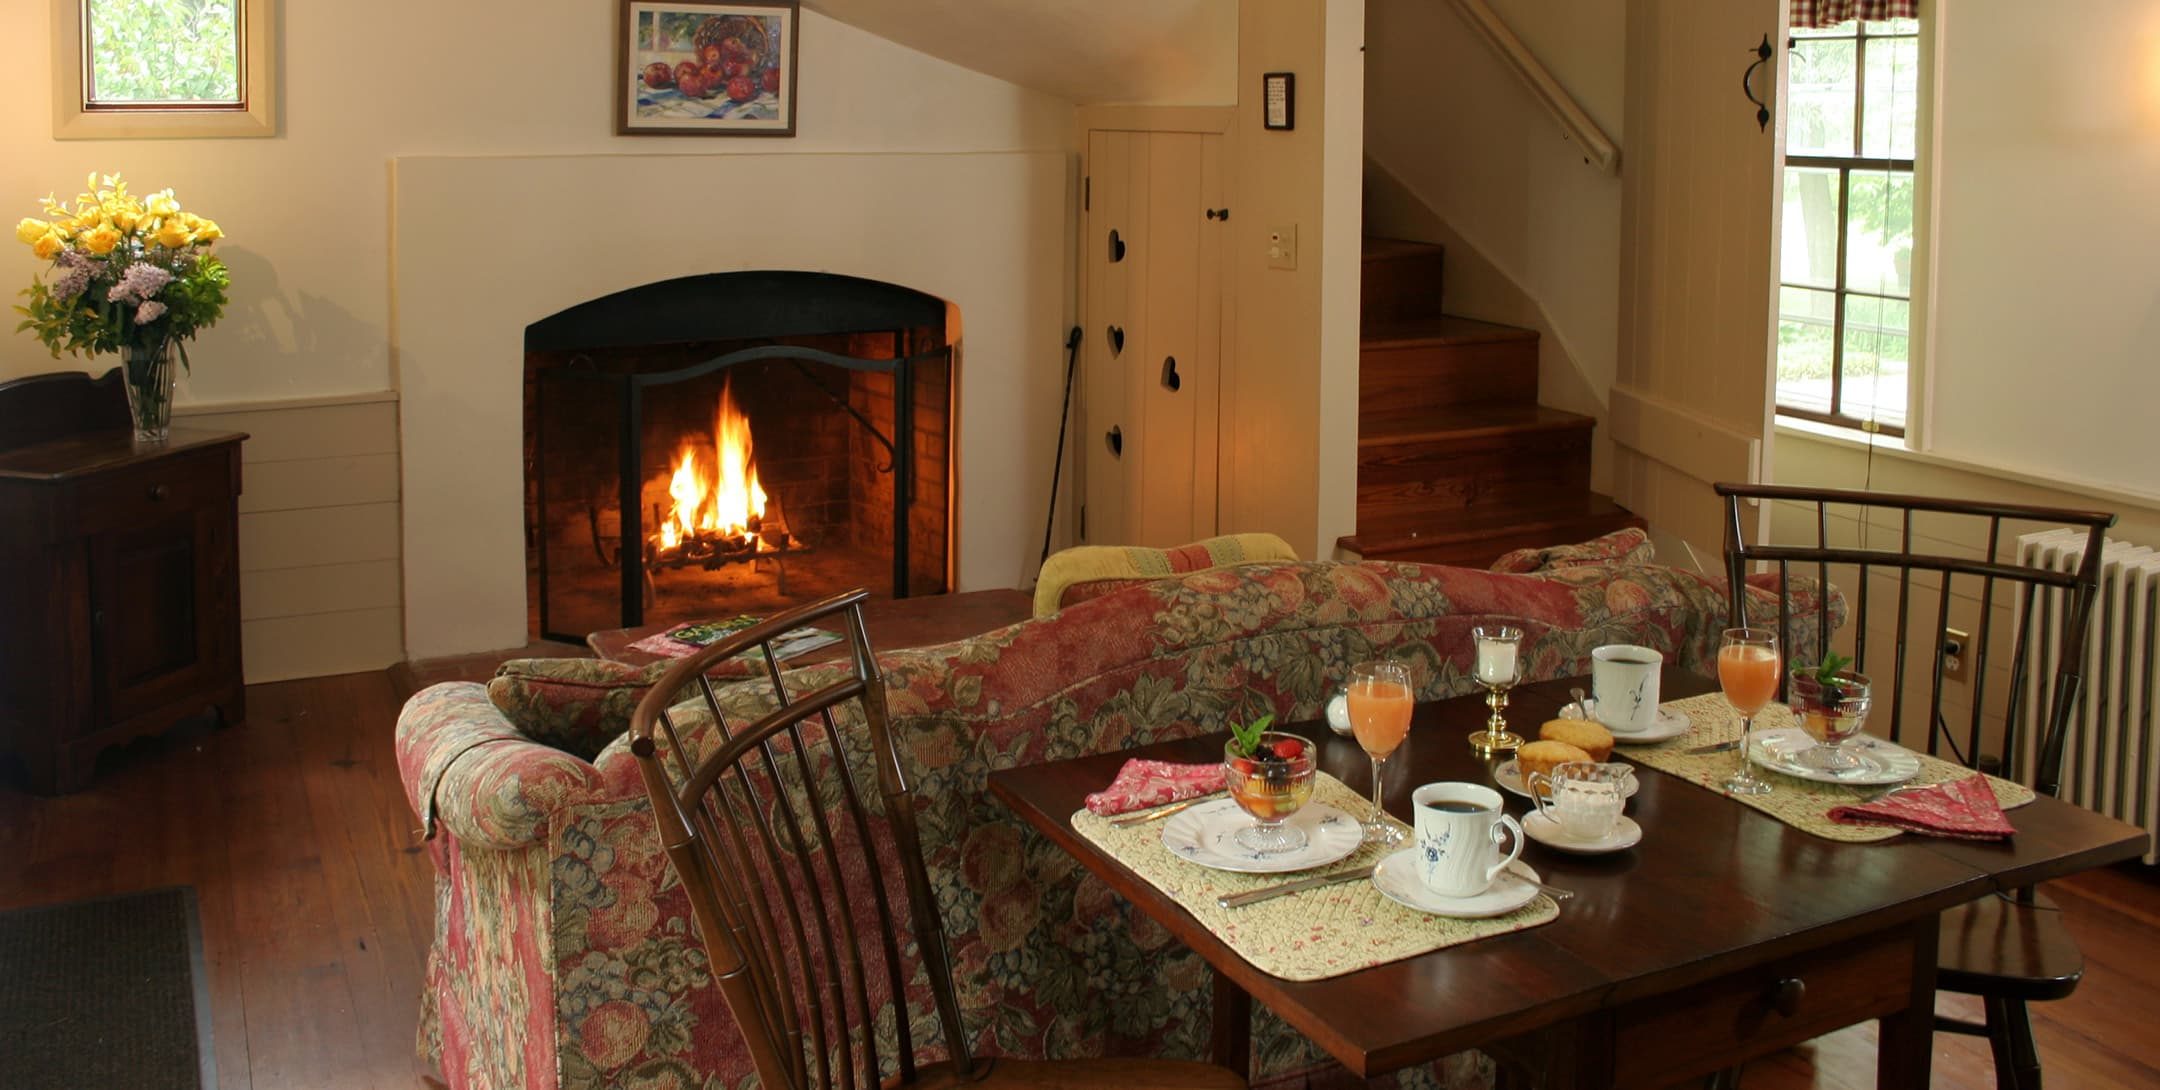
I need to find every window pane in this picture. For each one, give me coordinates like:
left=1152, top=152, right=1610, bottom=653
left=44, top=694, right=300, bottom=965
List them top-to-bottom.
left=85, top=0, right=240, bottom=105
left=1863, top=18, right=1921, bottom=35
left=1792, top=22, right=1857, bottom=39
left=1861, top=36, right=1919, bottom=159
left=1786, top=38, right=1857, bottom=157
left=1780, top=166, right=1843, bottom=290
left=1845, top=169, right=1914, bottom=296
left=1776, top=286, right=1839, bottom=417
left=1839, top=295, right=1910, bottom=429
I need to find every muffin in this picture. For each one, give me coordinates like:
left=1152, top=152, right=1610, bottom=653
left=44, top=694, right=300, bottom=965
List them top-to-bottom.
left=1538, top=717, right=1614, bottom=762
left=1517, top=739, right=1592, bottom=783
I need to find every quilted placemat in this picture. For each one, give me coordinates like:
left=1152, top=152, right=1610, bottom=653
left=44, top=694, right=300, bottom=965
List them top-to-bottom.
left=1623, top=692, right=2036, bottom=843
left=1070, top=773, right=1559, bottom=981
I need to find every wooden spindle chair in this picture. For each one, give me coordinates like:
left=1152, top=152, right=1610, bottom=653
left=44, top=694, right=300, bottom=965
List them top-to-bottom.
left=1715, top=484, right=2115, bottom=1090
left=629, top=589, right=1248, bottom=1090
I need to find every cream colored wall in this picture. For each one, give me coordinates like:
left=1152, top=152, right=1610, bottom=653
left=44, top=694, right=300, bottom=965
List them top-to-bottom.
left=1220, top=0, right=1365, bottom=561
left=1363, top=0, right=1625, bottom=494
left=1915, top=1, right=2160, bottom=495
left=0, top=6, right=1070, bottom=398
left=176, top=395, right=405, bottom=683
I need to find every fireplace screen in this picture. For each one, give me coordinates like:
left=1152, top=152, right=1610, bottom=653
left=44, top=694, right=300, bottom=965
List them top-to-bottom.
left=523, top=272, right=952, bottom=642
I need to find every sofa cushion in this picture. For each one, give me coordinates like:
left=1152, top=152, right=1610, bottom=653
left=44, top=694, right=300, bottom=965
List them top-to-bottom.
left=1490, top=527, right=1655, bottom=574
left=1034, top=531, right=1300, bottom=616
left=486, top=658, right=672, bottom=761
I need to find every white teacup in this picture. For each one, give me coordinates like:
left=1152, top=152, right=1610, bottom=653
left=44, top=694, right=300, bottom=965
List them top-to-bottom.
left=1591, top=644, right=1664, bottom=733
left=1527, top=761, right=1635, bottom=841
left=1411, top=782, right=1524, bottom=897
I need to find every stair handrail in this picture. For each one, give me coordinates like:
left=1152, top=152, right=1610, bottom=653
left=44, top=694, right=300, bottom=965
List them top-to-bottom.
left=1447, top=0, right=1620, bottom=175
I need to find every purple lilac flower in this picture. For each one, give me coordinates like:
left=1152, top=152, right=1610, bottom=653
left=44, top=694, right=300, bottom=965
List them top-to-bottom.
left=107, top=262, right=173, bottom=305
left=51, top=263, right=93, bottom=302
left=135, top=300, right=167, bottom=324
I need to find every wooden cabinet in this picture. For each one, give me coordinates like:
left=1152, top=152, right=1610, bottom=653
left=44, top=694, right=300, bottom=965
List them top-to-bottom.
left=0, top=371, right=247, bottom=793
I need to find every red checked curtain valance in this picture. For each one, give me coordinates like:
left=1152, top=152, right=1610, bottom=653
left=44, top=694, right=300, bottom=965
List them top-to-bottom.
left=1790, top=0, right=1917, bottom=29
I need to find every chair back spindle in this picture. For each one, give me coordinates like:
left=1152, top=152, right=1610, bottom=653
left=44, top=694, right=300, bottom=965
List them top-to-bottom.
left=1715, top=484, right=2113, bottom=796
left=629, top=590, right=975, bottom=1090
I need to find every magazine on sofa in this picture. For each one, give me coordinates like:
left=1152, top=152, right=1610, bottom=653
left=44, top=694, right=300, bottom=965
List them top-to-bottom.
left=627, top=615, right=843, bottom=662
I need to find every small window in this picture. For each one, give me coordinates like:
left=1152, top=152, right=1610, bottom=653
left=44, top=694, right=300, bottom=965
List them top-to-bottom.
left=51, top=0, right=275, bottom=138
left=1775, top=17, right=1921, bottom=435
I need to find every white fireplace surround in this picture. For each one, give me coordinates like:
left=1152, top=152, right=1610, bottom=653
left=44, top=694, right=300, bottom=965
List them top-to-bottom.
left=392, top=152, right=1070, bottom=658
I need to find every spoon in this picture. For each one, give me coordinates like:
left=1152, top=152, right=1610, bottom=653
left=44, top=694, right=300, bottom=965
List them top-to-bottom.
left=1570, top=687, right=1589, bottom=717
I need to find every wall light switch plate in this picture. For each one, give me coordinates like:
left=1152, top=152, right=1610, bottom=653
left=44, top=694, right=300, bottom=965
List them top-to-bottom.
left=1267, top=224, right=1298, bottom=270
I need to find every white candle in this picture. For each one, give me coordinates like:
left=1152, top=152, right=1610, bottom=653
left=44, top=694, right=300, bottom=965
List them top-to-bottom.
left=1476, top=639, right=1518, bottom=685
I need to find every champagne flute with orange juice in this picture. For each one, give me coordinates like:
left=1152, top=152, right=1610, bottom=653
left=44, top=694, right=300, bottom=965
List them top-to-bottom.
left=1717, top=628, right=1781, bottom=796
left=1348, top=660, right=1414, bottom=845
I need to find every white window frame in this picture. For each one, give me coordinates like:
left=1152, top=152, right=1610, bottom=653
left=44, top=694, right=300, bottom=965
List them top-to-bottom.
left=50, top=0, right=277, bottom=139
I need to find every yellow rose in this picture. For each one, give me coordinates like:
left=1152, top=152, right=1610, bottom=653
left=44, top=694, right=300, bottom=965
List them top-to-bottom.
left=144, top=189, right=180, bottom=218
left=106, top=200, right=142, bottom=232
left=16, top=218, right=48, bottom=245
left=154, top=218, right=193, bottom=249
left=191, top=218, right=223, bottom=242
left=81, top=224, right=122, bottom=255
left=31, top=232, right=65, bottom=260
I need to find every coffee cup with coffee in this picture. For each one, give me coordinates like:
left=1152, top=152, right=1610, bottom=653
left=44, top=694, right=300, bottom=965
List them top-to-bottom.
left=1591, top=644, right=1664, bottom=734
left=1411, top=782, right=1524, bottom=897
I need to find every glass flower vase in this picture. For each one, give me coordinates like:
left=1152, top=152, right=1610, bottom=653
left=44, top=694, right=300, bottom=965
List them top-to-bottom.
left=122, top=341, right=178, bottom=445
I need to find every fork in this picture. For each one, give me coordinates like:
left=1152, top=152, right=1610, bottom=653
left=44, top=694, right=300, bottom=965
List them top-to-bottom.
left=1529, top=879, right=1575, bottom=902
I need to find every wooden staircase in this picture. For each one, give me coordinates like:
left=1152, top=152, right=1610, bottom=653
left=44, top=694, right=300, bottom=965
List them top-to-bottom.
left=1338, top=238, right=1643, bottom=568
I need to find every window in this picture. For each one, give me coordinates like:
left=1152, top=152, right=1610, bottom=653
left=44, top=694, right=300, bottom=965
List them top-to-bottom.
left=50, top=0, right=275, bottom=139
left=1775, top=17, right=1921, bottom=435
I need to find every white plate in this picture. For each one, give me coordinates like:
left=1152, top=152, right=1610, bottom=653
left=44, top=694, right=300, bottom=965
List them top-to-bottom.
left=1558, top=699, right=1692, bottom=744
left=1746, top=727, right=1921, bottom=786
left=1494, top=759, right=1642, bottom=801
left=1161, top=799, right=1362, bottom=874
left=1523, top=811, right=1642, bottom=855
left=1371, top=850, right=1545, bottom=918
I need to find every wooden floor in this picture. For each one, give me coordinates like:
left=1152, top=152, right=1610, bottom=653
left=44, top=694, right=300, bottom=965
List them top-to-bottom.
left=1, top=669, right=2156, bottom=1089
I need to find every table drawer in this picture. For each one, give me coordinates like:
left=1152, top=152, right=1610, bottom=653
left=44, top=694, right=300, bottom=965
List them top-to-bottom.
left=75, top=447, right=232, bottom=534
left=1609, top=929, right=1914, bottom=1088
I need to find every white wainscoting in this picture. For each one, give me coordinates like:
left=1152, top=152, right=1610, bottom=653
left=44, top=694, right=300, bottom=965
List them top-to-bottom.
left=176, top=391, right=404, bottom=682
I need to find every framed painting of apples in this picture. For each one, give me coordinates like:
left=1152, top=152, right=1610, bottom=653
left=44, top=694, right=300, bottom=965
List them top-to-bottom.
left=618, top=0, right=798, bottom=135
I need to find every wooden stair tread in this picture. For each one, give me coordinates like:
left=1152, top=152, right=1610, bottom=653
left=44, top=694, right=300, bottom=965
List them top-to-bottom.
left=1362, top=236, right=1446, bottom=262
left=1362, top=315, right=1539, bottom=349
left=1361, top=404, right=1593, bottom=446
left=1340, top=493, right=1643, bottom=558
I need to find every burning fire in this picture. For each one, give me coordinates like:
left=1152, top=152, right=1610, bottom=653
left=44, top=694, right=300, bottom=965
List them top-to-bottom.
left=656, top=377, right=767, bottom=550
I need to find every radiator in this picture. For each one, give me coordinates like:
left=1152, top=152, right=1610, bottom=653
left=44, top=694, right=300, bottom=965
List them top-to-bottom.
left=2014, top=530, right=2160, bottom=863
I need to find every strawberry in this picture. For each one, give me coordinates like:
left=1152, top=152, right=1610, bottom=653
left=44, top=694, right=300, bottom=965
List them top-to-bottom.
left=1271, top=738, right=1304, bottom=761
left=1230, top=757, right=1256, bottom=775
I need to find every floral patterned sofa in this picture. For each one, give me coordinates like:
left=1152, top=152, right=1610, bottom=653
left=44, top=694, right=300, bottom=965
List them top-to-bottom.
left=396, top=550, right=1841, bottom=1090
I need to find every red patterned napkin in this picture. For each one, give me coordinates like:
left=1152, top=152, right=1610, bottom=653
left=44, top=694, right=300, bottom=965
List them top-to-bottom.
left=1084, top=759, right=1225, bottom=816
left=1826, top=773, right=2016, bottom=840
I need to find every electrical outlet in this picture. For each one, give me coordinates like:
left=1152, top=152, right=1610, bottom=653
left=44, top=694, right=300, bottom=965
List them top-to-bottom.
left=1266, top=224, right=1298, bottom=270
left=1941, top=627, right=1970, bottom=683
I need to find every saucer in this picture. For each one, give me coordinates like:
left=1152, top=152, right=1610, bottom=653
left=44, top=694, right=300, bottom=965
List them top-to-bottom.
left=1559, top=699, right=1692, bottom=744
left=1746, top=727, right=1921, bottom=786
left=1494, top=759, right=1641, bottom=801
left=1161, top=799, right=1362, bottom=874
left=1522, top=811, right=1642, bottom=855
left=1370, top=851, right=1544, bottom=918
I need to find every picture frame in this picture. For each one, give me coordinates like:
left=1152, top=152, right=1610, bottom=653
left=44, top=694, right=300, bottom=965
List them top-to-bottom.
left=617, top=0, right=799, bottom=136
left=1262, top=72, right=1294, bottom=131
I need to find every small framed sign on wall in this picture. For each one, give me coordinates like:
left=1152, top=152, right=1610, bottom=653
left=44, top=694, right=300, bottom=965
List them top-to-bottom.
left=1262, top=72, right=1294, bottom=130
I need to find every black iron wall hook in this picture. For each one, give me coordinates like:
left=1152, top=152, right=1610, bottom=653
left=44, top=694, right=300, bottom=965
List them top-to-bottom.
left=1743, top=33, right=1774, bottom=132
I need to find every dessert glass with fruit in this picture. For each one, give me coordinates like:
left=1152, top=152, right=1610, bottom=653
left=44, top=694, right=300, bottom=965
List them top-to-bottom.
left=1788, top=655, right=1873, bottom=772
left=1222, top=715, right=1317, bottom=854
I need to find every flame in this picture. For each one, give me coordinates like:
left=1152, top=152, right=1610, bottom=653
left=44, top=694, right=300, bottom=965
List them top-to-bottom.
left=659, top=377, right=766, bottom=547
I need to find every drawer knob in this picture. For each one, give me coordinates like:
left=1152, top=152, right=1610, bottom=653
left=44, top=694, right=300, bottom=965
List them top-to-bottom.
left=148, top=483, right=171, bottom=501
left=1767, top=977, right=1805, bottom=1017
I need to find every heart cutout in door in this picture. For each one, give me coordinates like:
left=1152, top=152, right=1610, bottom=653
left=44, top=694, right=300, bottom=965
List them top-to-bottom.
left=1109, top=229, right=1127, bottom=263
left=1108, top=325, right=1125, bottom=356
left=1160, top=356, right=1181, bottom=392
left=1105, top=426, right=1123, bottom=457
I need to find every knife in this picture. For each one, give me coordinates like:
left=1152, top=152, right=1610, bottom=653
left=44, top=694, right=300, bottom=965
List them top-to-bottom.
left=1683, top=739, right=1741, bottom=755
left=1217, top=865, right=1377, bottom=909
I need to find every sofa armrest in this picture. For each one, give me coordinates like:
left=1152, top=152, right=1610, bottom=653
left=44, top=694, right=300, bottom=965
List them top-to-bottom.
left=396, top=681, right=612, bottom=850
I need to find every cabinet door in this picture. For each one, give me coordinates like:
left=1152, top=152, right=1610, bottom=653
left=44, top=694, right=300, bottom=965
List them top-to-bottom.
left=1081, top=128, right=1226, bottom=548
left=88, top=508, right=219, bottom=728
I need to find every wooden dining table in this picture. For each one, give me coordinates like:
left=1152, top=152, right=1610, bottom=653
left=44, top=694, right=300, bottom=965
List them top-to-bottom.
left=985, top=668, right=2149, bottom=1089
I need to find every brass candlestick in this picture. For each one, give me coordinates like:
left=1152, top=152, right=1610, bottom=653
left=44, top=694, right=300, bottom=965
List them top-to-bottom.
left=1467, top=624, right=1526, bottom=755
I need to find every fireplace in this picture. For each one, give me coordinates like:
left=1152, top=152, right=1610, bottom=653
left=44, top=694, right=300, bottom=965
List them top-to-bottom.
left=523, top=271, right=953, bottom=642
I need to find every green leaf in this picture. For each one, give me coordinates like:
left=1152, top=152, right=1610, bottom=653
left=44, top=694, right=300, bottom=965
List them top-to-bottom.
left=1227, top=712, right=1274, bottom=757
